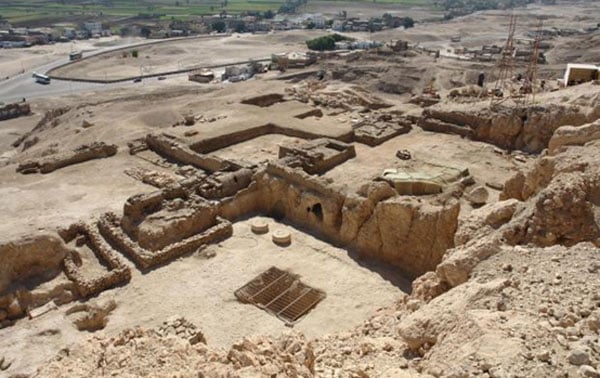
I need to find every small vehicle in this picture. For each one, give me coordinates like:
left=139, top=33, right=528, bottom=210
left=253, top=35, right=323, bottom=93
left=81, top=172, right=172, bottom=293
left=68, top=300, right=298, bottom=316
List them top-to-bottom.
left=32, top=72, right=51, bottom=84
left=157, top=76, right=166, bottom=81
left=133, top=77, right=142, bottom=83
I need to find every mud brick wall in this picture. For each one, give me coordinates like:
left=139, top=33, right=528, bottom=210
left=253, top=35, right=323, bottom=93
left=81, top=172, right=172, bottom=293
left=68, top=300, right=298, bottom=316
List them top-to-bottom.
left=0, top=102, right=31, bottom=121
left=353, top=122, right=412, bottom=146
left=190, top=123, right=353, bottom=154
left=146, top=133, right=229, bottom=173
left=17, top=142, right=117, bottom=174
left=265, top=163, right=345, bottom=202
left=99, top=213, right=232, bottom=270
left=99, top=213, right=152, bottom=269
left=61, top=222, right=131, bottom=297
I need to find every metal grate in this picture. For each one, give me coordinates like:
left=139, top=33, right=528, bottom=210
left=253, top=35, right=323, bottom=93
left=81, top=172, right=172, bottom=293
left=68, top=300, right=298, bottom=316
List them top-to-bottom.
left=235, top=267, right=326, bottom=325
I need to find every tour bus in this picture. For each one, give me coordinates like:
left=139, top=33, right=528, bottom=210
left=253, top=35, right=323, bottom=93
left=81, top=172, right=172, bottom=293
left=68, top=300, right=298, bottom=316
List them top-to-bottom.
left=32, top=72, right=51, bottom=85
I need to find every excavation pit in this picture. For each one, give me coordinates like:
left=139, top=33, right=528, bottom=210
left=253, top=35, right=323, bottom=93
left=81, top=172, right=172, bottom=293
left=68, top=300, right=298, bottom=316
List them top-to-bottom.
left=240, top=93, right=285, bottom=107
left=211, top=134, right=307, bottom=165
left=133, top=149, right=180, bottom=170
left=92, top=216, right=410, bottom=347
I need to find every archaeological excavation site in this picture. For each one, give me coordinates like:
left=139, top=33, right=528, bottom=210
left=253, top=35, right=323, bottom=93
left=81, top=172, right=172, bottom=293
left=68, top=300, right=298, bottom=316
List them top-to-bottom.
left=0, top=3, right=600, bottom=377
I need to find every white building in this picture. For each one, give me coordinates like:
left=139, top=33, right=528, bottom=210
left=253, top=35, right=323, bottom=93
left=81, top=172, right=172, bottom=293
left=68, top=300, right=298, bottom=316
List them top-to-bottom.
left=83, top=22, right=102, bottom=35
left=563, top=63, right=600, bottom=86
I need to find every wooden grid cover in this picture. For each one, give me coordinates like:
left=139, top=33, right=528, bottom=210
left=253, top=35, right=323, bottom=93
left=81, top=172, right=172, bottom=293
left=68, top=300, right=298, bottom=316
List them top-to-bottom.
left=235, top=267, right=326, bottom=325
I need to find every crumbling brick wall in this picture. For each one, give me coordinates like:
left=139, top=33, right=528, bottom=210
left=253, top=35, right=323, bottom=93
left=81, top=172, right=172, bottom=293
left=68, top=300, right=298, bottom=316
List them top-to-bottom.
left=17, top=142, right=118, bottom=174
left=59, top=222, right=131, bottom=297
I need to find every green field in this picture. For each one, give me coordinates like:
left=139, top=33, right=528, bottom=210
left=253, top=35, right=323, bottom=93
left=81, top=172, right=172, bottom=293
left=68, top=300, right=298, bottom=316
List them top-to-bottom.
left=0, top=0, right=433, bottom=25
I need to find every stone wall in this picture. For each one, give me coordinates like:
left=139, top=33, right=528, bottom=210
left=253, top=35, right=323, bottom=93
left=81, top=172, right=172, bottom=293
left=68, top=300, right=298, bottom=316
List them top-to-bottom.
left=240, top=93, right=285, bottom=107
left=0, top=102, right=31, bottom=121
left=419, top=104, right=590, bottom=153
left=352, top=117, right=412, bottom=146
left=190, top=123, right=353, bottom=154
left=146, top=133, right=231, bottom=173
left=278, top=138, right=356, bottom=175
left=17, top=142, right=118, bottom=174
left=251, top=163, right=460, bottom=278
left=197, top=168, right=254, bottom=199
left=218, top=182, right=264, bottom=221
left=122, top=191, right=166, bottom=232
left=353, top=197, right=460, bottom=277
left=136, top=201, right=218, bottom=252
left=99, top=212, right=232, bottom=270
left=59, top=222, right=131, bottom=297
left=0, top=234, right=68, bottom=295
left=0, top=234, right=75, bottom=326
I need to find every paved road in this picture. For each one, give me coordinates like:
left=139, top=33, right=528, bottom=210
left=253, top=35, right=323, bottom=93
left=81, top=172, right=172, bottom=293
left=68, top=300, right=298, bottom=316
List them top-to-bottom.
left=0, top=33, right=274, bottom=103
left=0, top=34, right=239, bottom=103
left=0, top=41, right=158, bottom=103
left=0, top=62, right=107, bottom=103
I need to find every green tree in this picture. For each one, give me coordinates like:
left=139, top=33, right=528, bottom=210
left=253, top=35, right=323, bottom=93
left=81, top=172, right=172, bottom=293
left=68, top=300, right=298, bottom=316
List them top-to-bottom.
left=402, top=17, right=415, bottom=29
left=211, top=20, right=226, bottom=33
left=233, top=21, right=246, bottom=33
left=140, top=26, right=152, bottom=38
left=306, top=34, right=351, bottom=51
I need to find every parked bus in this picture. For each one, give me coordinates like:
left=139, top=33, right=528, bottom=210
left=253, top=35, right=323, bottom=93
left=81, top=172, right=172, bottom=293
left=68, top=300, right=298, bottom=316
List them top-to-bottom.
left=32, top=72, right=51, bottom=85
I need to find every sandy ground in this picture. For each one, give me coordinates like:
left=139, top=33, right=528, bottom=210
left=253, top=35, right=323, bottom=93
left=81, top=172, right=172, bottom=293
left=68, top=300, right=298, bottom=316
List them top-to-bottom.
left=366, top=2, right=600, bottom=47
left=50, top=31, right=329, bottom=80
left=0, top=113, right=42, bottom=158
left=213, top=134, right=306, bottom=164
left=0, top=151, right=156, bottom=241
left=0, top=216, right=408, bottom=376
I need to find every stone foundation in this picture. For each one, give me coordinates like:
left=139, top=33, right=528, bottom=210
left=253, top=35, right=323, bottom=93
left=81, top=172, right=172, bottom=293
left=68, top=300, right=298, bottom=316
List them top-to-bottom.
left=278, top=138, right=356, bottom=174
left=99, top=212, right=232, bottom=270
left=59, top=222, right=131, bottom=297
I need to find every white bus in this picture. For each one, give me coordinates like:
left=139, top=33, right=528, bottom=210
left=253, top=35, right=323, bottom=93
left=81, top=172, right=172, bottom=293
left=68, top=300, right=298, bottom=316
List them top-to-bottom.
left=32, top=72, right=51, bottom=84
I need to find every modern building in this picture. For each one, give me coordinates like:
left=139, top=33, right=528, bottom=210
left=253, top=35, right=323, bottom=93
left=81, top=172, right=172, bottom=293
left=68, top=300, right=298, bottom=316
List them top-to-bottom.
left=563, top=63, right=600, bottom=86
